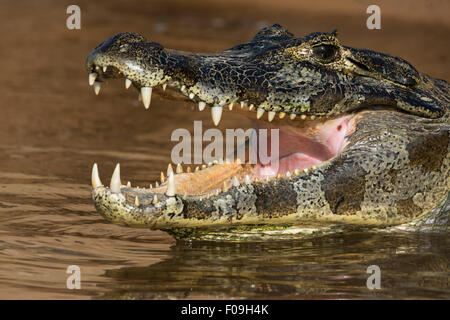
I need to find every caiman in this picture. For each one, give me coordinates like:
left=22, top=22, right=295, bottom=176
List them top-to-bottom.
left=85, top=24, right=449, bottom=241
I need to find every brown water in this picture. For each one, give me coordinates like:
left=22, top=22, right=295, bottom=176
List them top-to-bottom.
left=0, top=0, right=449, bottom=299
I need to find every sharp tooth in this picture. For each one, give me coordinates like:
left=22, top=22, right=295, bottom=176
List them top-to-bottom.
left=95, top=66, right=100, bottom=71
left=103, top=66, right=107, bottom=72
left=89, top=73, right=97, bottom=86
left=125, top=78, right=132, bottom=89
left=94, top=81, right=101, bottom=95
left=162, top=83, right=167, bottom=91
left=181, top=85, right=186, bottom=92
left=141, top=87, right=152, bottom=109
left=189, top=92, right=195, bottom=99
left=199, top=101, right=206, bottom=111
left=240, top=101, right=245, bottom=108
left=228, top=102, right=233, bottom=111
left=249, top=104, right=254, bottom=111
left=211, top=106, right=223, bottom=126
left=256, top=108, right=265, bottom=119
left=268, top=111, right=276, bottom=122
left=279, top=112, right=286, bottom=119
left=290, top=114, right=296, bottom=120
left=301, top=114, right=306, bottom=120
left=310, top=115, right=316, bottom=120
left=208, top=162, right=213, bottom=167
left=91, top=163, right=103, bottom=188
left=110, top=163, right=121, bottom=193
left=176, top=163, right=183, bottom=173
left=167, top=164, right=174, bottom=176
left=202, top=164, right=207, bottom=169
left=311, top=165, right=317, bottom=170
left=195, top=166, right=200, bottom=172
left=186, top=167, right=191, bottom=173
left=303, top=168, right=308, bottom=173
left=294, top=169, right=300, bottom=175
left=286, top=171, right=291, bottom=177
left=160, top=172, right=165, bottom=183
left=166, top=172, right=176, bottom=196
left=277, top=173, right=282, bottom=179
left=245, top=175, right=251, bottom=184
left=233, top=176, right=240, bottom=186
left=127, top=181, right=131, bottom=187
left=155, top=181, right=159, bottom=187
left=223, top=182, right=228, bottom=192
left=149, top=184, right=153, bottom=189
left=153, top=195, right=158, bottom=204
left=134, top=196, right=140, bottom=206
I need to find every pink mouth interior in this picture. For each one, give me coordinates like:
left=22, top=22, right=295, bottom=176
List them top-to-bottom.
left=149, top=113, right=357, bottom=197
left=255, top=115, right=354, bottom=179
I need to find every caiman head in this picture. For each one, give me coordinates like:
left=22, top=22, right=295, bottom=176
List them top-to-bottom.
left=85, top=24, right=450, bottom=239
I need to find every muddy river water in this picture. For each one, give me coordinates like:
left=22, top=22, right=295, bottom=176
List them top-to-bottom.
left=0, top=0, right=448, bottom=299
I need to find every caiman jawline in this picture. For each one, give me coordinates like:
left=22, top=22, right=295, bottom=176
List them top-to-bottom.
left=89, top=63, right=359, bottom=198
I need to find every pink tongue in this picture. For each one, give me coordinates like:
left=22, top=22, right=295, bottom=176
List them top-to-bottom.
left=255, top=116, right=351, bottom=179
left=257, top=153, right=322, bottom=179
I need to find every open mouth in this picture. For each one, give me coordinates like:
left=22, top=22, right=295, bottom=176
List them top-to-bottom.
left=89, top=64, right=359, bottom=198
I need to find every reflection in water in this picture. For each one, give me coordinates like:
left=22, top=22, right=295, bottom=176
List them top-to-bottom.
left=100, top=233, right=449, bottom=299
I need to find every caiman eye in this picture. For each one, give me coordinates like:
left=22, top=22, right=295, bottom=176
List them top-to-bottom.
left=312, top=44, right=339, bottom=63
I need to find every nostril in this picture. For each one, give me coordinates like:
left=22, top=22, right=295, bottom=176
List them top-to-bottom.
left=119, top=44, right=129, bottom=53
left=337, top=125, right=342, bottom=131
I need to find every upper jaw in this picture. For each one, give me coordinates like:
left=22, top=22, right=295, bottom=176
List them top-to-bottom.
left=86, top=27, right=447, bottom=125
left=85, top=31, right=333, bottom=119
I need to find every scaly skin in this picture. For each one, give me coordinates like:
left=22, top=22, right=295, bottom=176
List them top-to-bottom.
left=86, top=25, right=449, bottom=240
